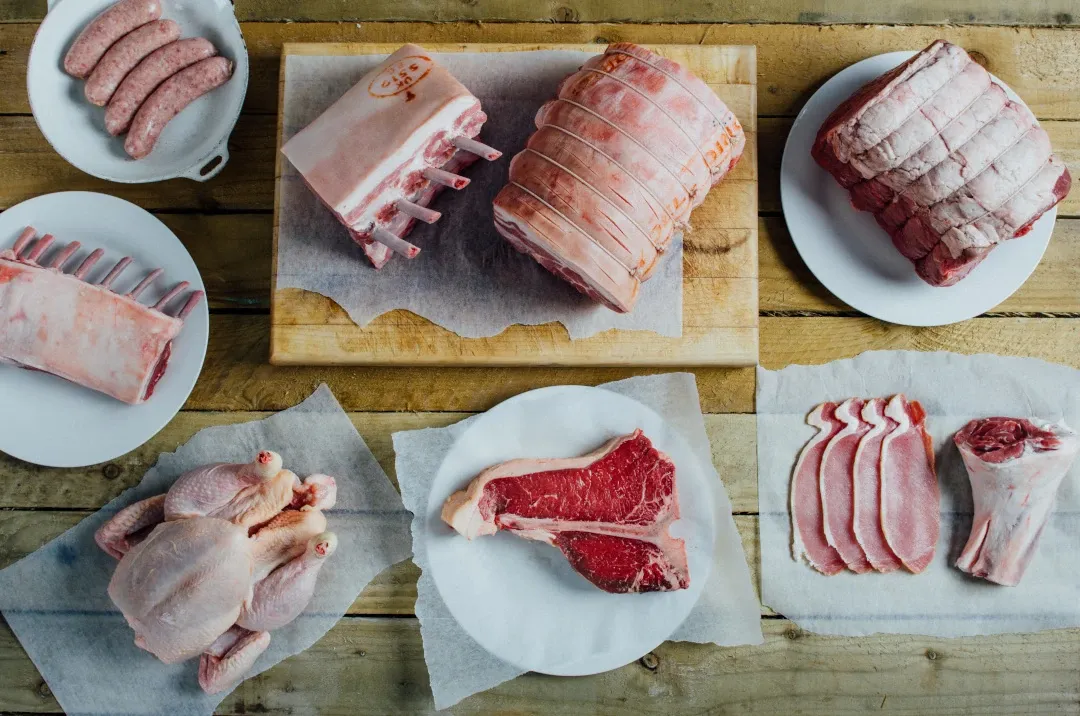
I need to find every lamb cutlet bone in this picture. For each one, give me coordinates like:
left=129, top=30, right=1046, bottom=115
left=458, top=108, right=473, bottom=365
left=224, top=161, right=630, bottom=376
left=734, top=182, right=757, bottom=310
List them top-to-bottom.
left=280, top=43, right=501, bottom=267
left=0, top=228, right=202, bottom=404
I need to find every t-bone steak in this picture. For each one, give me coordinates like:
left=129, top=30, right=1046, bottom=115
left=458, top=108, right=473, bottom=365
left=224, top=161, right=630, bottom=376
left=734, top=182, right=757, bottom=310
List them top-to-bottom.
left=813, top=40, right=1071, bottom=286
left=281, top=43, right=501, bottom=268
left=492, top=43, right=745, bottom=313
left=441, top=429, right=689, bottom=593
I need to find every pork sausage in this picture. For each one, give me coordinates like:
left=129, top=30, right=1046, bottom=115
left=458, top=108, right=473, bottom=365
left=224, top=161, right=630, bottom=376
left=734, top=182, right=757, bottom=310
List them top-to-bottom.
left=63, top=0, right=162, bottom=79
left=84, top=20, right=180, bottom=106
left=105, top=38, right=217, bottom=135
left=124, top=56, right=234, bottom=159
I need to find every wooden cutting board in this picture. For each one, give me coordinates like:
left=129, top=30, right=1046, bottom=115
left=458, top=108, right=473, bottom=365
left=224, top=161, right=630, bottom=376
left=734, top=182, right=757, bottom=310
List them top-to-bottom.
left=271, top=42, right=758, bottom=366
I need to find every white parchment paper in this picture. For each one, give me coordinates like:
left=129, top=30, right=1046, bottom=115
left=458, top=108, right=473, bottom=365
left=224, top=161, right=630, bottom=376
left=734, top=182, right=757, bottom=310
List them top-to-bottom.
left=278, top=51, right=683, bottom=340
left=758, top=350, right=1080, bottom=637
left=394, top=373, right=762, bottom=710
left=0, top=384, right=412, bottom=715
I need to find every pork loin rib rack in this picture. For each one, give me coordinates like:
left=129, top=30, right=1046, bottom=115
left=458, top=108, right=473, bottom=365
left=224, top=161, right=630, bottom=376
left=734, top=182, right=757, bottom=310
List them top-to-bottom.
left=813, top=40, right=1072, bottom=286
left=282, top=43, right=501, bottom=268
left=493, top=43, right=745, bottom=313
left=0, top=227, right=202, bottom=404
left=442, top=430, right=689, bottom=593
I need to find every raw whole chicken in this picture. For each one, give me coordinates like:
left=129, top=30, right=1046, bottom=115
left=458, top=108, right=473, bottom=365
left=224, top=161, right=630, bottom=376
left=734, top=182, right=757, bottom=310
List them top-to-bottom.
left=281, top=43, right=501, bottom=267
left=493, top=43, right=744, bottom=313
left=0, top=227, right=202, bottom=404
left=954, top=417, right=1079, bottom=586
left=95, top=451, right=339, bottom=694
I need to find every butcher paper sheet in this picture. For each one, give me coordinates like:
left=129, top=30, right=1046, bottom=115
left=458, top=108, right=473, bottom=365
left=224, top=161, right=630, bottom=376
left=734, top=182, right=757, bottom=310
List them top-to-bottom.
left=278, top=50, right=683, bottom=340
left=758, top=350, right=1080, bottom=637
left=394, top=373, right=762, bottom=710
left=0, top=385, right=412, bottom=715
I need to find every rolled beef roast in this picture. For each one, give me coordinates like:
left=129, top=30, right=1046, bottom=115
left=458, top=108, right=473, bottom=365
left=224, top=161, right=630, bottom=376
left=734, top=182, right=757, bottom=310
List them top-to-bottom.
left=813, top=40, right=1071, bottom=287
left=493, top=43, right=745, bottom=313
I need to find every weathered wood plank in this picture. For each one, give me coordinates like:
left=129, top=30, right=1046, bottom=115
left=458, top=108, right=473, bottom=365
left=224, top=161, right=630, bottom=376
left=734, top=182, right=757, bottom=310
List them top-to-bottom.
left=6, top=0, right=1080, bottom=25
left=4, top=24, right=1080, bottom=119
left=0, top=114, right=275, bottom=212
left=188, top=314, right=757, bottom=413
left=761, top=316, right=1080, bottom=369
left=0, top=412, right=757, bottom=510
left=0, top=511, right=760, bottom=619
left=1, top=617, right=1076, bottom=715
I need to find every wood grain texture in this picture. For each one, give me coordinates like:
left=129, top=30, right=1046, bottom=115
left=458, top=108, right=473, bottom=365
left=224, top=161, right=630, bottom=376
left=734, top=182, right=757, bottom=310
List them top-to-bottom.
left=6, top=0, right=1080, bottom=25
left=7, top=23, right=1080, bottom=118
left=270, top=42, right=759, bottom=367
left=190, top=314, right=757, bottom=412
left=761, top=317, right=1080, bottom=369
left=1, top=617, right=1077, bottom=715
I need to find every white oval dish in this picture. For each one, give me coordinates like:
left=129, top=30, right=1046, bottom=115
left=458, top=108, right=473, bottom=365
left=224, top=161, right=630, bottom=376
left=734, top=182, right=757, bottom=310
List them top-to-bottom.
left=28, top=0, right=249, bottom=183
left=781, top=51, right=1058, bottom=326
left=0, top=192, right=209, bottom=468
left=426, top=385, right=716, bottom=676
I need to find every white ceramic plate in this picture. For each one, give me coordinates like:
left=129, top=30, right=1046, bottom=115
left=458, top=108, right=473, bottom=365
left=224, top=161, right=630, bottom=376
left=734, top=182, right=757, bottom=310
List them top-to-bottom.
left=28, top=0, right=249, bottom=183
left=781, top=51, right=1058, bottom=326
left=0, top=192, right=209, bottom=467
left=426, top=386, right=716, bottom=676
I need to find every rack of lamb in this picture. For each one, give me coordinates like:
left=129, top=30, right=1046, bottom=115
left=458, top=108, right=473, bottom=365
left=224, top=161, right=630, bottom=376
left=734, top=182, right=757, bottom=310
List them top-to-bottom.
left=813, top=40, right=1071, bottom=286
left=281, top=43, right=501, bottom=267
left=492, top=43, right=745, bottom=313
left=0, top=227, right=202, bottom=404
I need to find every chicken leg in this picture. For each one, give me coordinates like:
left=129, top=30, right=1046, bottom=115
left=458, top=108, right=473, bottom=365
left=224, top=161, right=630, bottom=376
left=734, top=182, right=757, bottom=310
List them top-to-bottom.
left=94, top=494, right=166, bottom=559
left=238, top=532, right=338, bottom=632
left=197, top=626, right=271, bottom=695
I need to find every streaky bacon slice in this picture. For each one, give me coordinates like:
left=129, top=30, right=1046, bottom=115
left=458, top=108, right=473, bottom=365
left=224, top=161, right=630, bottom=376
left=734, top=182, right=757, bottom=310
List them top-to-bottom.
left=880, top=395, right=940, bottom=573
left=819, top=398, right=873, bottom=573
left=852, top=398, right=903, bottom=572
left=790, top=402, right=847, bottom=575
left=954, top=417, right=1079, bottom=586
left=441, top=430, right=688, bottom=593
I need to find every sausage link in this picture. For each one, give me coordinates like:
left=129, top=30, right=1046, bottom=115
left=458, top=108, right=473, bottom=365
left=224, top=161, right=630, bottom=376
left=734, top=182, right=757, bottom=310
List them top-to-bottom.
left=63, top=0, right=162, bottom=79
left=84, top=20, right=180, bottom=107
left=105, top=38, right=217, bottom=135
left=124, top=56, right=234, bottom=159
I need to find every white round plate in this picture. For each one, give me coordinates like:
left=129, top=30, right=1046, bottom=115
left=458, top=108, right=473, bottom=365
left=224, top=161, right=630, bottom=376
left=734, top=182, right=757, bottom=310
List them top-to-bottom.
left=28, top=0, right=249, bottom=183
left=781, top=51, right=1057, bottom=326
left=0, top=192, right=209, bottom=468
left=426, top=386, right=716, bottom=676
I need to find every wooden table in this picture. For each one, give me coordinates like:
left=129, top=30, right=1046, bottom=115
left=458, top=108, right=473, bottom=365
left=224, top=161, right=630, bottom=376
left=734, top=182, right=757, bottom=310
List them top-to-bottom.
left=1, top=3, right=1078, bottom=713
